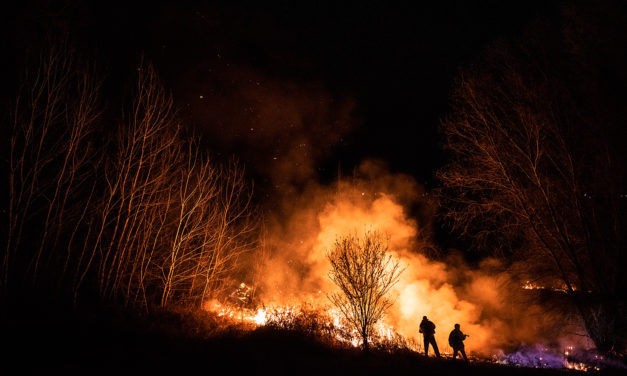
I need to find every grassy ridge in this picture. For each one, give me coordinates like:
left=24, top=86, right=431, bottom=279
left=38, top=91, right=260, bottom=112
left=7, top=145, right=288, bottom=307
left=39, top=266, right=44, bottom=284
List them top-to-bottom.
left=2, top=303, right=619, bottom=375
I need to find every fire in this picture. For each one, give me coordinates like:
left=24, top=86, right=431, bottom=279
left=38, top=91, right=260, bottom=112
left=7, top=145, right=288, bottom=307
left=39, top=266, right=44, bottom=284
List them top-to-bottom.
left=205, top=163, right=612, bottom=370
left=255, top=180, right=499, bottom=353
left=522, top=280, right=572, bottom=293
left=206, top=286, right=621, bottom=372
left=204, top=298, right=403, bottom=349
left=253, top=308, right=267, bottom=325
left=492, top=344, right=616, bottom=372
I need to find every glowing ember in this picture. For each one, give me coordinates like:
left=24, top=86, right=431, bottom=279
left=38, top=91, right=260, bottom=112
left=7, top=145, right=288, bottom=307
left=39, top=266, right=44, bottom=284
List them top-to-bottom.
left=522, top=281, right=572, bottom=293
left=492, top=344, right=625, bottom=372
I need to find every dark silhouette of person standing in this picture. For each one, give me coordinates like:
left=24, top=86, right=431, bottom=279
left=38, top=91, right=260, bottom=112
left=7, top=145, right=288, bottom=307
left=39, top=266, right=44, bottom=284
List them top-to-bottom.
left=419, top=316, right=440, bottom=357
left=448, top=323, right=469, bottom=363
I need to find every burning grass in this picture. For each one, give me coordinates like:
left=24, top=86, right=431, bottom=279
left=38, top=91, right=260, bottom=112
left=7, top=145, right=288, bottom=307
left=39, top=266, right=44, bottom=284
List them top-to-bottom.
left=203, top=297, right=626, bottom=373
left=4, top=298, right=624, bottom=374
left=204, top=300, right=418, bottom=352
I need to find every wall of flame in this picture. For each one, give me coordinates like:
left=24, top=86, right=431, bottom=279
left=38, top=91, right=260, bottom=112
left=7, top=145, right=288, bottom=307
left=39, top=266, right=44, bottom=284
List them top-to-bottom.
left=251, top=160, right=589, bottom=355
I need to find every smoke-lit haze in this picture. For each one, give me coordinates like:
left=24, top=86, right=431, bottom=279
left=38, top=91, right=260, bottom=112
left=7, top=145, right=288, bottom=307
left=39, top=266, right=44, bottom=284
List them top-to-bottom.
left=6, top=3, right=625, bottom=373
left=192, top=63, right=590, bottom=355
left=189, top=64, right=354, bottom=195
left=254, top=161, right=589, bottom=354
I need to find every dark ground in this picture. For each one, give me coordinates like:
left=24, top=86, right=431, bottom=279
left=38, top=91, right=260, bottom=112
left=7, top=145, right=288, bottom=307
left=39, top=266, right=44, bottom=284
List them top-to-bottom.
left=2, top=302, right=623, bottom=376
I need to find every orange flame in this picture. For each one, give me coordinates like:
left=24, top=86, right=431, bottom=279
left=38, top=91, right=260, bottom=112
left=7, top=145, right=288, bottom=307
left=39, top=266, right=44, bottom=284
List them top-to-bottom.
left=239, top=161, right=592, bottom=356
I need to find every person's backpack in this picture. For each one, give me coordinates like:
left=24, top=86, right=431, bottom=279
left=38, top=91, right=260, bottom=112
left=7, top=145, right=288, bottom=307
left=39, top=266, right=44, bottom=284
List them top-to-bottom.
left=429, top=321, right=436, bottom=334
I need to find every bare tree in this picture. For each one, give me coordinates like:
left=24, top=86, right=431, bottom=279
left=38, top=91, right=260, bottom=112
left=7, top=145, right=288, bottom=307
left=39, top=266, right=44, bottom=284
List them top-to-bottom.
left=437, top=20, right=626, bottom=353
left=4, top=41, right=101, bottom=298
left=4, top=45, right=258, bottom=310
left=89, top=62, right=257, bottom=309
left=158, top=155, right=256, bottom=307
left=327, top=231, right=403, bottom=350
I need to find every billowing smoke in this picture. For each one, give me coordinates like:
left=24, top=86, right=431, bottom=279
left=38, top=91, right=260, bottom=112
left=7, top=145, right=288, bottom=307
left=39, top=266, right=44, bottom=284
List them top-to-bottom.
left=194, top=64, right=590, bottom=355
left=255, top=162, right=591, bottom=354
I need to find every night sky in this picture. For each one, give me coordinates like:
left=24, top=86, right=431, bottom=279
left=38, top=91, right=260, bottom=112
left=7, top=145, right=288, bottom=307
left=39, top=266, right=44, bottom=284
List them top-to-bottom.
left=7, top=0, right=559, bottom=197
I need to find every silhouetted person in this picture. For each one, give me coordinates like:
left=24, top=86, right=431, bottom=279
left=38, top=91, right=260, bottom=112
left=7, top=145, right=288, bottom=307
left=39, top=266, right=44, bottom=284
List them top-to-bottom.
left=419, top=316, right=440, bottom=357
left=448, top=323, right=469, bottom=363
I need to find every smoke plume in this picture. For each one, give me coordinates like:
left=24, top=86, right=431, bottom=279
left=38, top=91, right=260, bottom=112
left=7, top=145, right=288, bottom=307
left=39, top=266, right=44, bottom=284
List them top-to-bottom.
left=195, top=64, right=590, bottom=355
left=254, top=158, right=590, bottom=354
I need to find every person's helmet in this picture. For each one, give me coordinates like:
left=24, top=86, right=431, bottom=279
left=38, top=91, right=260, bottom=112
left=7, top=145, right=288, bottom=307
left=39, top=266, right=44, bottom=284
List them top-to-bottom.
left=423, top=316, right=427, bottom=320
left=455, top=323, right=460, bottom=329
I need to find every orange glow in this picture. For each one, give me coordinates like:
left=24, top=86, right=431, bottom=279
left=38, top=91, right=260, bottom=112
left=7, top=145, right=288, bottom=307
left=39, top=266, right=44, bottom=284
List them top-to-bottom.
left=209, top=161, right=593, bottom=357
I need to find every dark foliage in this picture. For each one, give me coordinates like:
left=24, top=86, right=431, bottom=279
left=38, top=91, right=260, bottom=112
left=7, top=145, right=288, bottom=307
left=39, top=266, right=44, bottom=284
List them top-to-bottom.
left=437, top=2, right=627, bottom=353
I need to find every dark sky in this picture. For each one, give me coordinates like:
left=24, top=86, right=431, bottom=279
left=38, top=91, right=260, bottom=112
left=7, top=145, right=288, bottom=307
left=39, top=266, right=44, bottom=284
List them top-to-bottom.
left=8, top=0, right=559, bottom=190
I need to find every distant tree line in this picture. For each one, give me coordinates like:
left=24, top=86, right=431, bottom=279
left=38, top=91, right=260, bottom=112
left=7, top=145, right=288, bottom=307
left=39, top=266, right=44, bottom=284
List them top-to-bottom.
left=2, top=42, right=257, bottom=309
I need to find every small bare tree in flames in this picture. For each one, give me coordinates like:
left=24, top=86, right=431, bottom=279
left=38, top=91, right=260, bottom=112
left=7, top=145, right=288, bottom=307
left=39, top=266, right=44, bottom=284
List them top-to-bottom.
left=327, top=231, right=403, bottom=350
